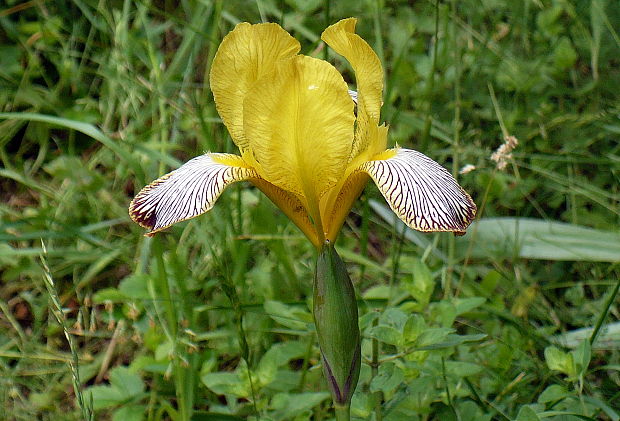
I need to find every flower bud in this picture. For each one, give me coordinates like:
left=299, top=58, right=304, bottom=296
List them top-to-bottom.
left=313, top=241, right=361, bottom=412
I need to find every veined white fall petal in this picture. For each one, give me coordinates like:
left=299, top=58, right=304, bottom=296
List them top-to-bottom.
left=361, top=149, right=476, bottom=233
left=129, top=154, right=257, bottom=235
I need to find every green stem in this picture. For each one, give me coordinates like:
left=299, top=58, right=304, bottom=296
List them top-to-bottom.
left=420, top=0, right=440, bottom=150
left=590, top=272, right=620, bottom=345
left=371, top=316, right=382, bottom=421
left=334, top=404, right=350, bottom=421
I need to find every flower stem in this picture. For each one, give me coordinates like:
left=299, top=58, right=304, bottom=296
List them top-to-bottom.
left=334, top=404, right=351, bottom=421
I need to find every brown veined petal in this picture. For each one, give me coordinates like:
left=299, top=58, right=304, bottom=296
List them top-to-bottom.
left=322, top=18, right=384, bottom=159
left=210, top=22, right=300, bottom=151
left=243, top=55, right=355, bottom=218
left=360, top=148, right=477, bottom=233
left=129, top=154, right=257, bottom=236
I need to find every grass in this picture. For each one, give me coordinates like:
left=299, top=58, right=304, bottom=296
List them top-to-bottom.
left=1, top=0, right=620, bottom=420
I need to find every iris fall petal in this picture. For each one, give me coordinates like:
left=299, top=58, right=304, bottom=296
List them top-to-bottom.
left=360, top=148, right=477, bottom=233
left=129, top=154, right=257, bottom=235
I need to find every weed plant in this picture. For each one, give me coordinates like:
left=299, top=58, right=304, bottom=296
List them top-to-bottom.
left=1, top=0, right=619, bottom=420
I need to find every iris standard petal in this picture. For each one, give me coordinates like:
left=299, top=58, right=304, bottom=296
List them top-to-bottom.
left=322, top=18, right=384, bottom=159
left=210, top=22, right=300, bottom=151
left=243, top=55, right=355, bottom=218
left=360, top=148, right=477, bottom=233
left=129, top=154, right=257, bottom=235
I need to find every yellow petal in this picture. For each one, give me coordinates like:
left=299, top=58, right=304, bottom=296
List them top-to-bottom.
left=322, top=18, right=384, bottom=159
left=210, top=22, right=300, bottom=151
left=243, top=55, right=355, bottom=224
left=321, top=123, right=388, bottom=240
left=361, top=148, right=477, bottom=233
left=129, top=154, right=256, bottom=235
left=324, top=171, right=369, bottom=242
left=250, top=178, right=320, bottom=249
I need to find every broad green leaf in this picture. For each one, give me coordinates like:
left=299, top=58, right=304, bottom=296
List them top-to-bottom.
left=553, top=37, right=578, bottom=70
left=456, top=217, right=620, bottom=262
left=403, top=259, right=434, bottom=308
left=119, top=274, right=151, bottom=301
left=92, top=288, right=128, bottom=303
left=453, top=297, right=487, bottom=316
left=264, top=300, right=311, bottom=330
left=403, top=314, right=426, bottom=344
left=551, top=322, right=620, bottom=350
left=369, top=325, right=403, bottom=346
left=416, top=328, right=454, bottom=348
left=415, top=333, right=487, bottom=351
left=255, top=342, right=306, bottom=387
left=544, top=346, right=575, bottom=377
left=445, top=361, right=484, bottom=377
left=369, top=362, right=405, bottom=394
left=109, top=366, right=145, bottom=397
left=201, top=372, right=249, bottom=397
left=85, top=385, right=124, bottom=410
left=538, top=385, right=570, bottom=404
left=270, top=392, right=330, bottom=419
left=112, top=405, right=146, bottom=421
left=516, top=405, right=541, bottom=421
left=191, top=411, right=247, bottom=421
left=191, top=413, right=246, bottom=421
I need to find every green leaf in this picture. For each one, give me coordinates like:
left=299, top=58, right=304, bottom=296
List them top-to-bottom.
left=536, top=6, right=564, bottom=38
left=553, top=37, right=578, bottom=70
left=0, top=112, right=139, bottom=172
left=456, top=218, right=620, bottom=262
left=403, top=259, right=434, bottom=307
left=119, top=274, right=151, bottom=301
left=92, top=287, right=128, bottom=304
left=453, top=297, right=487, bottom=316
left=264, top=300, right=311, bottom=330
left=403, top=314, right=426, bottom=344
left=551, top=322, right=620, bottom=350
left=369, top=325, right=403, bottom=346
left=416, top=328, right=454, bottom=348
left=415, top=333, right=487, bottom=351
left=572, top=339, right=592, bottom=377
left=255, top=342, right=306, bottom=387
left=544, top=346, right=575, bottom=377
left=445, top=361, right=484, bottom=377
left=369, top=362, right=405, bottom=394
left=84, top=366, right=145, bottom=410
left=109, top=366, right=145, bottom=397
left=201, top=372, right=249, bottom=397
left=86, top=385, right=125, bottom=410
left=538, top=385, right=570, bottom=404
left=271, top=392, right=330, bottom=419
left=582, top=396, right=620, bottom=421
left=112, top=405, right=147, bottom=421
left=516, top=405, right=541, bottom=421
left=191, top=413, right=246, bottom=421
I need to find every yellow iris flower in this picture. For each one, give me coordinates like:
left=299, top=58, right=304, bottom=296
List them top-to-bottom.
left=129, top=18, right=476, bottom=248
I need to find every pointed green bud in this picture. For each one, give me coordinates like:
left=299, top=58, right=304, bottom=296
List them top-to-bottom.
left=313, top=240, right=361, bottom=414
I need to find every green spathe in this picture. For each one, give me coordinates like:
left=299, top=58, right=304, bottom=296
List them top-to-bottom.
left=313, top=241, right=361, bottom=417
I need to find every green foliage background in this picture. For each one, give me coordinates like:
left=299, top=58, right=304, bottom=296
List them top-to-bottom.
left=1, top=0, right=619, bottom=420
